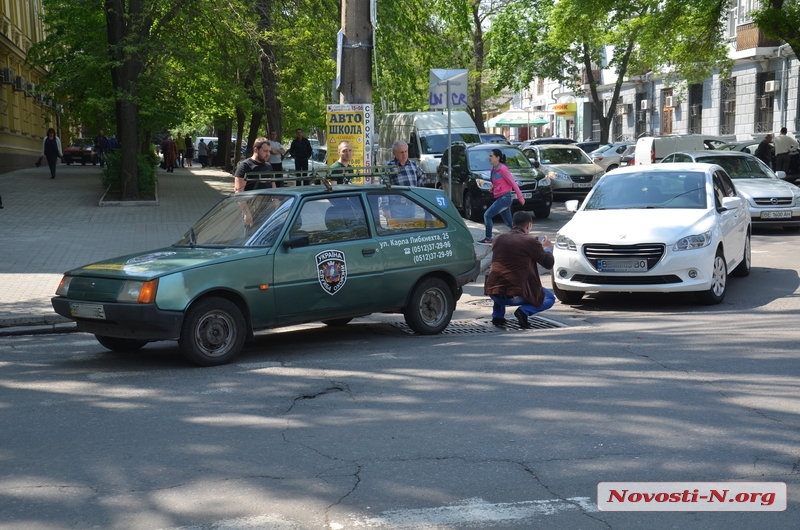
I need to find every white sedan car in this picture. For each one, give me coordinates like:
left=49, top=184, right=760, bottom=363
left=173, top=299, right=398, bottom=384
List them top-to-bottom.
left=661, top=151, right=800, bottom=231
left=553, top=164, right=751, bottom=305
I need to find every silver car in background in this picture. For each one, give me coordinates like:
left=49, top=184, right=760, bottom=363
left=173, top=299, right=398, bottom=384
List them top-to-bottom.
left=661, top=151, right=800, bottom=231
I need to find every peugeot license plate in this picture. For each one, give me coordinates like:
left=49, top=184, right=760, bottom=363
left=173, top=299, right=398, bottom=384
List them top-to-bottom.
left=574, top=182, right=592, bottom=188
left=522, top=192, right=532, bottom=199
left=760, top=210, right=792, bottom=219
left=597, top=259, right=648, bottom=272
left=70, top=303, right=106, bottom=320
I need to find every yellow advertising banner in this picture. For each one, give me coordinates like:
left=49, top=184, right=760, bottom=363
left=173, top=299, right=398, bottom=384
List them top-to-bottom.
left=552, top=102, right=577, bottom=116
left=326, top=104, right=374, bottom=167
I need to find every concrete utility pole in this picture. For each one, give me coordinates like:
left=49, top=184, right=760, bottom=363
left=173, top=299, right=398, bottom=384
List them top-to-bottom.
left=340, top=0, right=373, bottom=104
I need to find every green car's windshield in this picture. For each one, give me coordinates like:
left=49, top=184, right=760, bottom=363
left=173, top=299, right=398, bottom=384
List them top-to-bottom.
left=469, top=147, right=532, bottom=171
left=584, top=171, right=707, bottom=210
left=175, top=195, right=295, bottom=247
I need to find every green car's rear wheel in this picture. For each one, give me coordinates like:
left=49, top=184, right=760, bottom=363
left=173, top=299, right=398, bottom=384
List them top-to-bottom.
left=403, top=278, right=454, bottom=335
left=179, top=297, right=246, bottom=366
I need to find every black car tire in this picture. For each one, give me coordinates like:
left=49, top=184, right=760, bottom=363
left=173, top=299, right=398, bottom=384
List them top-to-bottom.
left=65, top=158, right=72, bottom=165
left=606, top=164, right=618, bottom=172
left=463, top=193, right=482, bottom=222
left=533, top=206, right=551, bottom=219
left=731, top=234, right=751, bottom=277
left=696, top=247, right=727, bottom=305
left=552, top=276, right=584, bottom=304
left=403, top=277, right=454, bottom=335
left=179, top=297, right=247, bottom=366
left=322, top=317, right=353, bottom=326
left=94, top=335, right=148, bottom=352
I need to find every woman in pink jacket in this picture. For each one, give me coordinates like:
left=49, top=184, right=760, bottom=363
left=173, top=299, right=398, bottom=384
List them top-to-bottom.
left=477, top=148, right=525, bottom=244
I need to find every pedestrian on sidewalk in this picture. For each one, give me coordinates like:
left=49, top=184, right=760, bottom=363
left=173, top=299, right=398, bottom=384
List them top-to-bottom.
left=41, top=128, right=63, bottom=180
left=288, top=128, right=313, bottom=185
left=93, top=130, right=108, bottom=167
left=268, top=131, right=286, bottom=186
left=177, top=132, right=186, bottom=167
left=161, top=135, right=178, bottom=173
left=184, top=135, right=194, bottom=167
left=197, top=139, right=208, bottom=167
left=477, top=148, right=524, bottom=244
left=484, top=211, right=555, bottom=329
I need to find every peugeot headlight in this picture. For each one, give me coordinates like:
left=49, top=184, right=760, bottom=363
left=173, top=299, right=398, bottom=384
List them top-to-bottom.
left=547, top=170, right=571, bottom=181
left=595, top=170, right=605, bottom=179
left=538, top=177, right=551, bottom=187
left=475, top=178, right=493, bottom=190
left=673, top=231, right=712, bottom=251
left=556, top=234, right=577, bottom=251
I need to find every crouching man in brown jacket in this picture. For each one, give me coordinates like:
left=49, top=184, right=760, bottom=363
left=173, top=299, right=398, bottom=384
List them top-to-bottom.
left=484, top=211, right=555, bottom=328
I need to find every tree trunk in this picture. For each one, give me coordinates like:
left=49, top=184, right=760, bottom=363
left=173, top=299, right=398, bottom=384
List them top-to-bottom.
left=105, top=0, right=142, bottom=200
left=256, top=0, right=281, bottom=135
left=246, top=111, right=263, bottom=156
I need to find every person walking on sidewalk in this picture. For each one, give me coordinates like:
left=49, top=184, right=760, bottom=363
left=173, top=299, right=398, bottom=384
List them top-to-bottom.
left=41, top=128, right=63, bottom=180
left=288, top=128, right=313, bottom=185
left=93, top=130, right=108, bottom=167
left=268, top=131, right=286, bottom=185
left=161, top=135, right=178, bottom=173
left=184, top=135, right=194, bottom=167
left=197, top=139, right=208, bottom=167
left=477, top=148, right=524, bottom=244
left=484, top=211, right=555, bottom=329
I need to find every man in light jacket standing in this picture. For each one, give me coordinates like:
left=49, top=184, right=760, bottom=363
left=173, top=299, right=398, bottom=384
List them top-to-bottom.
left=773, top=127, right=799, bottom=174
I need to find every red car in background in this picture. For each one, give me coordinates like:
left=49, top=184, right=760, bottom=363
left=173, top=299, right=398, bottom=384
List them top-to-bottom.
left=62, top=139, right=96, bottom=165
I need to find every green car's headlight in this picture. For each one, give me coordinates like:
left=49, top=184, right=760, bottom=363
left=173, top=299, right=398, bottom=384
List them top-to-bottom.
left=117, top=280, right=159, bottom=303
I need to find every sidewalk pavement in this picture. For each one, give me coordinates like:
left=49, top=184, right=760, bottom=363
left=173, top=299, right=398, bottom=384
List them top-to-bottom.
left=0, top=164, right=498, bottom=336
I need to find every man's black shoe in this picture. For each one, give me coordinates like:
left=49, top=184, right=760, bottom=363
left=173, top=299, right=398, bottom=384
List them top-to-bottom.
left=514, top=308, right=531, bottom=329
left=491, top=317, right=507, bottom=327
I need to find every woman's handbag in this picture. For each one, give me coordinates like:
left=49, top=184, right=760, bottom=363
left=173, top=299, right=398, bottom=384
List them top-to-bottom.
left=35, top=156, right=43, bottom=167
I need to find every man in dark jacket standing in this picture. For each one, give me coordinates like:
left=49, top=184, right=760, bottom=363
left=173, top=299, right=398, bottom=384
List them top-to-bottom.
left=288, top=128, right=313, bottom=185
left=755, top=134, right=774, bottom=168
left=484, top=211, right=555, bottom=328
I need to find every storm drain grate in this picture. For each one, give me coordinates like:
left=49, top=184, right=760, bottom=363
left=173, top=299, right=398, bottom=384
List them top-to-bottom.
left=392, top=317, right=566, bottom=335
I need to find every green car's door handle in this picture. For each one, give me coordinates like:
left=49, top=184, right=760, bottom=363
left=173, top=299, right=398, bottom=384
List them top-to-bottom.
left=362, top=248, right=378, bottom=256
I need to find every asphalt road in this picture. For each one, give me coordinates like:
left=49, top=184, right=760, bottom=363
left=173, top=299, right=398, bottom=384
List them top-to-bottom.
left=0, top=215, right=798, bottom=529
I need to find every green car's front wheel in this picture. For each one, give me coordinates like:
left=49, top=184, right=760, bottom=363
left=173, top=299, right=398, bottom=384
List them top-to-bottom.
left=179, top=297, right=246, bottom=366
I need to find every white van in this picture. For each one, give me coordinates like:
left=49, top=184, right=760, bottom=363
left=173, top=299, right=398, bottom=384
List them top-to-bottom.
left=377, top=111, right=480, bottom=184
left=635, top=134, right=732, bottom=165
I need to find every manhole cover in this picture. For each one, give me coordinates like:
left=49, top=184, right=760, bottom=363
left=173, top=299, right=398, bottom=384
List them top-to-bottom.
left=392, top=317, right=566, bottom=335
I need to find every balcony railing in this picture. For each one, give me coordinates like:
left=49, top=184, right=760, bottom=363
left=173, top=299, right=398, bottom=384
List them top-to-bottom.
left=736, top=23, right=780, bottom=50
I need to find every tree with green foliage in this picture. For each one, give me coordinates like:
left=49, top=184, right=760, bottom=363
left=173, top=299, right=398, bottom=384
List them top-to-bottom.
left=487, top=0, right=731, bottom=143
left=753, top=0, right=800, bottom=59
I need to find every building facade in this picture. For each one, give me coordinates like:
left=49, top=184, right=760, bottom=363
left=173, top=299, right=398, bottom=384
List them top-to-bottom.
left=1, top=0, right=58, bottom=174
left=495, top=2, right=796, bottom=146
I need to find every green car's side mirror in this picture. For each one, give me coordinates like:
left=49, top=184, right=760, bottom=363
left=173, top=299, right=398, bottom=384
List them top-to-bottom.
left=284, top=234, right=310, bottom=248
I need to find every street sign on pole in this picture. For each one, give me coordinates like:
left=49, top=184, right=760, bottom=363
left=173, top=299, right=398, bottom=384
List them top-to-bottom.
left=429, top=69, right=468, bottom=197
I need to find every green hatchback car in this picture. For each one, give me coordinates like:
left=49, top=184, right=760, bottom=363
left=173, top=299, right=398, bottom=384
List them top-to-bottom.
left=52, top=183, right=480, bottom=366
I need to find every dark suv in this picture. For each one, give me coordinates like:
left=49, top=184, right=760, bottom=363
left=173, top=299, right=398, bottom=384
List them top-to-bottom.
left=436, top=143, right=553, bottom=221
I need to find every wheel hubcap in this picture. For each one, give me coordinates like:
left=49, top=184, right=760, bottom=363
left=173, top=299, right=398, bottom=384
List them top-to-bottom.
left=711, top=255, right=726, bottom=296
left=419, top=288, right=447, bottom=327
left=195, top=311, right=234, bottom=357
